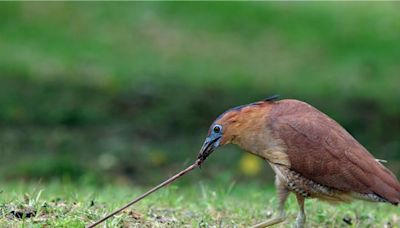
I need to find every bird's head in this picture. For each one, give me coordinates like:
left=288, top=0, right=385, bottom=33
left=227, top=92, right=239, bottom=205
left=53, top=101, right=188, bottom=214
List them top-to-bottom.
left=197, top=95, right=279, bottom=164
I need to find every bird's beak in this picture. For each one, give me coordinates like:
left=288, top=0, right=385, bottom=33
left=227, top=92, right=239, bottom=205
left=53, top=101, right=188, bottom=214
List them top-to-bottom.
left=197, top=135, right=221, bottom=164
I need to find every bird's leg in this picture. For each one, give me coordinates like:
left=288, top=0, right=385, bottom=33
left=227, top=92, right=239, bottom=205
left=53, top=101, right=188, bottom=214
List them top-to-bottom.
left=250, top=178, right=288, bottom=228
left=276, top=182, right=289, bottom=218
left=294, top=194, right=306, bottom=228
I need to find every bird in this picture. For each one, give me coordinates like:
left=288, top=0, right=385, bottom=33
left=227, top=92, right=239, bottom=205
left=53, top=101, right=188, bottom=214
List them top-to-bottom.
left=197, top=96, right=400, bottom=228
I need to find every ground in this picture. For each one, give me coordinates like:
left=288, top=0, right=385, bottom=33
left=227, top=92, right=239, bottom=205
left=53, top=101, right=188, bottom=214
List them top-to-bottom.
left=1, top=181, right=398, bottom=228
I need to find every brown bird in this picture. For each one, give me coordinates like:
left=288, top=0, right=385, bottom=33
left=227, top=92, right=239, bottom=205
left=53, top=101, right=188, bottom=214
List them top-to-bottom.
left=197, top=96, right=400, bottom=228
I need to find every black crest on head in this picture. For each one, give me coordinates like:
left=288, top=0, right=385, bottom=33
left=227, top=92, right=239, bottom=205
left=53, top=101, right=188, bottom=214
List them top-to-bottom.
left=264, top=94, right=280, bottom=102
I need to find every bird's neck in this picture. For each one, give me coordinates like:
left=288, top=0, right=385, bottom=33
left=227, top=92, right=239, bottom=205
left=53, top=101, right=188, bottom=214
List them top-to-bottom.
left=231, top=104, right=290, bottom=166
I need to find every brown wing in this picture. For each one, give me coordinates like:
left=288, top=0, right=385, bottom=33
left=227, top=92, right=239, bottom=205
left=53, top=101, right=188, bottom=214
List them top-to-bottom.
left=269, top=99, right=400, bottom=204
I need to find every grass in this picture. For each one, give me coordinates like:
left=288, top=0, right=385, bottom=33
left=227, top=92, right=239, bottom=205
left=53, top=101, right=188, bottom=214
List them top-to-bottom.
left=1, top=2, right=400, bottom=183
left=1, top=2, right=400, bottom=120
left=0, top=3, right=399, bottom=227
left=1, top=180, right=398, bottom=228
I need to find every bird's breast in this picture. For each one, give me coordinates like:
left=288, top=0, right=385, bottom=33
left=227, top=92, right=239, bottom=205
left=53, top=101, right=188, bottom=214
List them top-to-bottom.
left=235, top=127, right=291, bottom=167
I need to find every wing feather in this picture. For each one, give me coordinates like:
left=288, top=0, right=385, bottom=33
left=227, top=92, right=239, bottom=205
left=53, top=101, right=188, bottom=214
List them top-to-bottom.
left=269, top=100, right=400, bottom=204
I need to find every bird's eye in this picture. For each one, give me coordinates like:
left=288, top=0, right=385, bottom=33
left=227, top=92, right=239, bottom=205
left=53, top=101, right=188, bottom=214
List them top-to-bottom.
left=213, top=125, right=222, bottom=134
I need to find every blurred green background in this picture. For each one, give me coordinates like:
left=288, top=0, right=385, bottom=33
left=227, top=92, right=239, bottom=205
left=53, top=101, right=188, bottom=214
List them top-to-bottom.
left=0, top=2, right=399, bottom=187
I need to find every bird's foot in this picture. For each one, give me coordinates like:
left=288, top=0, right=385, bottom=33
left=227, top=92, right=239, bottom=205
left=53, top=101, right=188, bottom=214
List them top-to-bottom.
left=293, top=213, right=305, bottom=228
left=250, top=215, right=286, bottom=228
